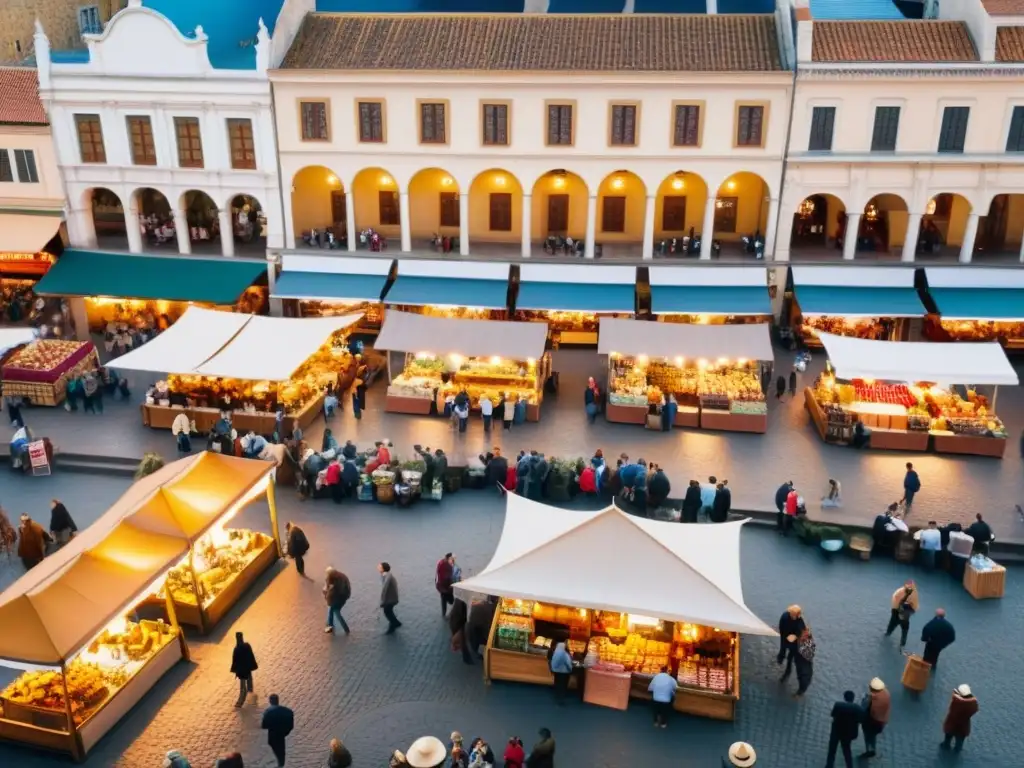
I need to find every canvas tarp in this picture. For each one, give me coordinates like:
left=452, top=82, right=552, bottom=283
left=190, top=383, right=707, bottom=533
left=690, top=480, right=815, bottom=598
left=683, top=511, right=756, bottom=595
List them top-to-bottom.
left=375, top=310, right=547, bottom=360
left=597, top=318, right=774, bottom=362
left=0, top=327, right=36, bottom=355
left=818, top=331, right=1019, bottom=386
left=0, top=453, right=274, bottom=665
left=456, top=495, right=774, bottom=636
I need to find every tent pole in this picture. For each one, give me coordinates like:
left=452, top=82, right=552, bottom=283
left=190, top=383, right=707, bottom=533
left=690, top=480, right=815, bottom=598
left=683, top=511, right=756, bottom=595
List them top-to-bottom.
left=992, top=385, right=999, bottom=414
left=267, top=475, right=283, bottom=557
left=187, top=550, right=207, bottom=634
left=165, top=590, right=191, bottom=662
left=60, top=662, right=84, bottom=761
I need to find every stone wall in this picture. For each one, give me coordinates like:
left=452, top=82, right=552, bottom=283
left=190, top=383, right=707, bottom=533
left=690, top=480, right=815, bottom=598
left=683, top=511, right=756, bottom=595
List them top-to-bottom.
left=0, top=0, right=125, bottom=64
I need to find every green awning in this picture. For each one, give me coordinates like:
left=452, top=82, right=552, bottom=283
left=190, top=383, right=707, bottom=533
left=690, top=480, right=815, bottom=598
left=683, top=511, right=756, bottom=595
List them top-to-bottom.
left=35, top=250, right=266, bottom=304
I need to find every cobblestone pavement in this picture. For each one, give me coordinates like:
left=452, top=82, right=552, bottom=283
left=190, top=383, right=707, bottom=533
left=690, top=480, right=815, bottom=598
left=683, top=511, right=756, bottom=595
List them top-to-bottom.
left=5, top=346, right=1024, bottom=541
left=0, top=473, right=1021, bottom=768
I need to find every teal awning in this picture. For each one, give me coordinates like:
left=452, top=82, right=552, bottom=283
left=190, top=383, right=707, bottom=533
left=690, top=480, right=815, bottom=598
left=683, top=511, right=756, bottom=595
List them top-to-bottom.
left=35, top=250, right=265, bottom=304
left=273, top=271, right=387, bottom=302
left=385, top=276, right=509, bottom=309
left=516, top=282, right=635, bottom=313
left=651, top=286, right=770, bottom=315
left=795, top=286, right=925, bottom=317
left=930, top=288, right=1024, bottom=321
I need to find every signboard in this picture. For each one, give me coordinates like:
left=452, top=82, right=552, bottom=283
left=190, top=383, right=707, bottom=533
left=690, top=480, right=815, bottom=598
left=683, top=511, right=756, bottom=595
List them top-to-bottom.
left=28, top=440, right=50, bottom=476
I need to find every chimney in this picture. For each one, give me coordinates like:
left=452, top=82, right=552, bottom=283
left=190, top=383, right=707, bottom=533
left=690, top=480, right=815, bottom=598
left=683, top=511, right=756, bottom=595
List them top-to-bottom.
left=795, top=0, right=813, bottom=64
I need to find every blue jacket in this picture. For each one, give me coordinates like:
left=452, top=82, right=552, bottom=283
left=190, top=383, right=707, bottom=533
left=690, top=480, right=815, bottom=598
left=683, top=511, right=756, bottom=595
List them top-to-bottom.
left=620, top=464, right=639, bottom=487
left=904, top=470, right=921, bottom=492
left=550, top=644, right=573, bottom=674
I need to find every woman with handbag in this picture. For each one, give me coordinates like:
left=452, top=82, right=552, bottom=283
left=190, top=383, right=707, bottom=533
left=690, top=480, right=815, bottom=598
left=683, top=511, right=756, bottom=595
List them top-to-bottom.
left=885, top=579, right=919, bottom=650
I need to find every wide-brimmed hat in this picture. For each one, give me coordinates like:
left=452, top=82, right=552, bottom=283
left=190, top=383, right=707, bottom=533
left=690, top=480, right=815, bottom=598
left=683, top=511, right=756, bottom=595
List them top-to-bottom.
left=870, top=677, right=886, bottom=691
left=957, top=684, right=972, bottom=697
left=406, top=736, right=447, bottom=768
left=728, top=742, right=757, bottom=766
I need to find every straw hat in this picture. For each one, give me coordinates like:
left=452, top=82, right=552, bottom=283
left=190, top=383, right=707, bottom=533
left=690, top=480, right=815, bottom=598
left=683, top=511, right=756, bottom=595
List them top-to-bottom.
left=870, top=678, right=886, bottom=691
left=957, top=684, right=972, bottom=697
left=406, top=736, right=447, bottom=768
left=728, top=742, right=757, bottom=767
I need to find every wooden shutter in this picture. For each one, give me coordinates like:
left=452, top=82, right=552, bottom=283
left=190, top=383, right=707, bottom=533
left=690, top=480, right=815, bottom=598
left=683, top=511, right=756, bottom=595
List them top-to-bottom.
left=301, top=102, right=328, bottom=141
left=358, top=102, right=384, bottom=142
left=420, top=103, right=446, bottom=144
left=483, top=104, right=508, bottom=146
left=547, top=104, right=572, bottom=145
left=610, top=105, right=637, bottom=146
left=673, top=105, right=700, bottom=147
left=737, top=106, right=764, bottom=146
left=808, top=106, right=835, bottom=151
left=1007, top=106, right=1024, bottom=152
left=871, top=107, right=900, bottom=152
left=938, top=107, right=969, bottom=153
left=75, top=115, right=106, bottom=164
left=127, top=116, right=156, bottom=165
left=174, top=117, right=203, bottom=168
left=227, top=119, right=256, bottom=170
left=331, top=191, right=347, bottom=227
left=378, top=191, right=399, bottom=226
left=439, top=192, right=460, bottom=228
left=489, top=193, right=512, bottom=232
left=547, top=194, right=569, bottom=233
left=601, top=196, right=626, bottom=233
left=662, top=196, right=687, bottom=232
left=713, top=197, right=738, bottom=233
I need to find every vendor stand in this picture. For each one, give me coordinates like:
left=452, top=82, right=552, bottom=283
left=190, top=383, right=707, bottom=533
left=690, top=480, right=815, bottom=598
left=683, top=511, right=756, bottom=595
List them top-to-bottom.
left=272, top=254, right=390, bottom=332
left=386, top=259, right=511, bottom=320
left=513, top=264, right=637, bottom=346
left=647, top=266, right=772, bottom=327
left=787, top=266, right=925, bottom=347
left=923, top=267, right=1024, bottom=350
left=111, top=307, right=362, bottom=435
left=375, top=311, right=550, bottom=420
left=598, top=319, right=772, bottom=433
left=807, top=332, right=1017, bottom=457
left=1, top=339, right=99, bottom=406
left=457, top=496, right=774, bottom=721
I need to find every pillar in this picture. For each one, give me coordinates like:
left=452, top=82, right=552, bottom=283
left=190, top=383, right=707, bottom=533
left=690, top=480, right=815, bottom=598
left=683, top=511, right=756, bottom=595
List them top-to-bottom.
left=706, top=0, right=718, bottom=11
left=346, top=190, right=356, bottom=252
left=399, top=191, right=411, bottom=252
left=459, top=193, right=470, bottom=256
left=521, top=193, right=532, bottom=258
left=584, top=194, right=597, bottom=259
left=641, top=195, right=656, bottom=260
left=700, top=197, right=716, bottom=260
left=763, top=197, right=780, bottom=260
left=125, top=198, right=143, bottom=254
left=70, top=205, right=97, bottom=248
left=219, top=208, right=234, bottom=256
left=173, top=209, right=191, bottom=255
left=959, top=212, right=979, bottom=264
left=843, top=213, right=861, bottom=261
left=901, top=213, right=922, bottom=263
left=67, top=297, right=89, bottom=341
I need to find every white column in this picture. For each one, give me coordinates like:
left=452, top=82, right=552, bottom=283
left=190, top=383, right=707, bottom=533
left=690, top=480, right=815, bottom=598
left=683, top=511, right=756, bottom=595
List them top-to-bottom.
left=706, top=0, right=718, bottom=12
left=346, top=191, right=356, bottom=252
left=399, top=191, right=411, bottom=252
left=459, top=193, right=470, bottom=256
left=521, top=193, right=532, bottom=258
left=584, top=194, right=597, bottom=259
left=641, top=195, right=656, bottom=260
left=700, top=197, right=716, bottom=260
left=763, top=197, right=780, bottom=260
left=125, top=198, right=143, bottom=254
left=71, top=206, right=97, bottom=248
left=219, top=208, right=235, bottom=256
left=173, top=209, right=191, bottom=255
left=843, top=213, right=861, bottom=261
left=901, top=213, right=922, bottom=263
left=959, top=213, right=979, bottom=264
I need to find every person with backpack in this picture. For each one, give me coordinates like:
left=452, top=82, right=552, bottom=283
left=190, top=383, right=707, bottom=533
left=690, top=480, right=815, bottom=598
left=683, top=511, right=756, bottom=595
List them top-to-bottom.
left=901, top=462, right=921, bottom=510
left=285, top=522, right=310, bottom=577
left=324, top=567, right=352, bottom=635
left=885, top=579, right=919, bottom=651
left=261, top=693, right=294, bottom=767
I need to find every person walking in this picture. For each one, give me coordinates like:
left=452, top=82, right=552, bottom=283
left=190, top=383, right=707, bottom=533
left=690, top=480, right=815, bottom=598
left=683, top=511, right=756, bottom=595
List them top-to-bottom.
left=788, top=368, right=797, bottom=396
left=775, top=375, right=786, bottom=400
left=584, top=377, right=599, bottom=424
left=480, top=394, right=493, bottom=432
left=503, top=394, right=515, bottom=431
left=454, top=400, right=469, bottom=434
left=901, top=462, right=921, bottom=510
left=682, top=480, right=702, bottom=524
left=774, top=480, right=793, bottom=533
left=48, top=499, right=77, bottom=548
left=17, top=514, right=49, bottom=571
left=284, top=522, right=309, bottom=577
left=435, top=553, right=454, bottom=617
left=379, top=561, right=401, bottom=634
left=323, top=567, right=352, bottom=635
left=885, top=579, right=919, bottom=650
left=449, top=595, right=472, bottom=664
left=777, top=605, right=805, bottom=681
left=920, top=608, right=955, bottom=669
left=793, top=626, right=816, bottom=698
left=230, top=631, right=258, bottom=707
left=549, top=641, right=573, bottom=705
left=648, top=665, right=678, bottom=728
left=859, top=677, right=891, bottom=760
left=941, top=684, right=979, bottom=752
left=825, top=690, right=861, bottom=768
left=261, top=693, right=294, bottom=767
left=526, top=728, right=555, bottom=768
left=327, top=737, right=353, bottom=768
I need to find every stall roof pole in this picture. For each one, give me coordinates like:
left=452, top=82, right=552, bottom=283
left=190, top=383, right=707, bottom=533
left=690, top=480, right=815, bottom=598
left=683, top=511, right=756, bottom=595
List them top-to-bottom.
left=992, top=385, right=999, bottom=414
left=267, top=477, right=283, bottom=558
left=187, top=551, right=208, bottom=635
left=164, top=591, right=190, bottom=663
left=60, top=662, right=84, bottom=761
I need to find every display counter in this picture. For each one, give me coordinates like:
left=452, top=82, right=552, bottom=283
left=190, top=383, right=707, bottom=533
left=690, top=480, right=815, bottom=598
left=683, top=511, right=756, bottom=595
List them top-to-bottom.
left=84, top=290, right=266, bottom=334
left=298, top=300, right=383, bottom=331
left=513, top=310, right=634, bottom=348
left=792, top=311, right=899, bottom=348
left=934, top=318, right=1024, bottom=351
left=0, top=340, right=99, bottom=406
left=142, top=392, right=326, bottom=436
left=605, top=402, right=647, bottom=425
left=700, top=409, right=766, bottom=434
left=933, top=432, right=1007, bottom=458
left=484, top=597, right=739, bottom=721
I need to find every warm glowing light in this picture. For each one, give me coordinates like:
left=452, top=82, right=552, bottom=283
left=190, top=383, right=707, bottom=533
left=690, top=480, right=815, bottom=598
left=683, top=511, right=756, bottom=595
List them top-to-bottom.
left=326, top=174, right=339, bottom=186
left=380, top=174, right=393, bottom=186
left=494, top=175, right=506, bottom=187
left=441, top=176, right=454, bottom=187
left=553, top=176, right=566, bottom=190
left=611, top=177, right=625, bottom=190
left=671, top=178, right=684, bottom=191
left=726, top=179, right=737, bottom=191
left=697, top=314, right=710, bottom=324
left=415, top=351, right=434, bottom=359
left=449, top=353, right=464, bottom=367
left=637, top=354, right=649, bottom=366
left=490, top=356, right=502, bottom=365
left=675, top=356, right=684, bottom=366
left=527, top=357, right=537, bottom=367
left=717, top=357, right=728, bottom=365
left=698, top=358, right=708, bottom=369
left=738, top=358, right=748, bottom=366
left=863, top=378, right=875, bottom=385
left=578, top=608, right=587, bottom=617
left=628, top=614, right=660, bottom=627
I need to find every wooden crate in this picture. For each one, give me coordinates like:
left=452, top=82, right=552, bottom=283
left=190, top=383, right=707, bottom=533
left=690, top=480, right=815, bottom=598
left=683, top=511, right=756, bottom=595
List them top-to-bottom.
left=963, top=562, right=1006, bottom=599
left=901, top=654, right=931, bottom=691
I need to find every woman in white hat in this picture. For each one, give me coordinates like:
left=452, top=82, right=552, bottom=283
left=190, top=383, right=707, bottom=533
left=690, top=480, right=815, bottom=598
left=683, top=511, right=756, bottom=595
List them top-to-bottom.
left=405, top=735, right=448, bottom=768
left=725, top=741, right=756, bottom=767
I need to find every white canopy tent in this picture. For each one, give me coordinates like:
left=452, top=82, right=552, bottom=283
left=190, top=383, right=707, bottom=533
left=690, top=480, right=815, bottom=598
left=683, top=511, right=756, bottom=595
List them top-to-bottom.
left=375, top=310, right=547, bottom=361
left=597, top=318, right=774, bottom=362
left=0, top=328, right=37, bottom=356
left=818, top=332, right=1019, bottom=386
left=456, top=495, right=775, bottom=636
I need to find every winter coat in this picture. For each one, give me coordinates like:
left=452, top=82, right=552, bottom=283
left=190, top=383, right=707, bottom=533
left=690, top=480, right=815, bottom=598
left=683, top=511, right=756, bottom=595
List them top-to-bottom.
left=584, top=387, right=595, bottom=406
left=503, top=401, right=516, bottom=421
left=433, top=453, right=449, bottom=480
left=486, top=455, right=508, bottom=488
left=342, top=460, right=360, bottom=487
left=579, top=467, right=597, bottom=494
left=648, top=470, right=670, bottom=501
left=903, top=470, right=921, bottom=493
left=775, top=483, right=792, bottom=511
left=682, top=486, right=703, bottom=518
left=711, top=488, right=732, bottom=522
left=49, top=503, right=77, bottom=534
left=17, top=521, right=48, bottom=561
left=287, top=526, right=309, bottom=558
left=436, top=558, right=454, bottom=594
left=325, top=571, right=351, bottom=607
left=380, top=572, right=399, bottom=607
left=890, top=585, right=920, bottom=613
left=448, top=598, right=468, bottom=635
left=778, top=612, right=806, bottom=643
left=921, top=616, right=956, bottom=650
left=230, top=642, right=258, bottom=678
left=862, top=688, right=891, bottom=729
left=943, top=693, right=979, bottom=738
left=829, top=700, right=861, bottom=742
left=526, top=736, right=555, bottom=768
left=503, top=743, right=526, bottom=768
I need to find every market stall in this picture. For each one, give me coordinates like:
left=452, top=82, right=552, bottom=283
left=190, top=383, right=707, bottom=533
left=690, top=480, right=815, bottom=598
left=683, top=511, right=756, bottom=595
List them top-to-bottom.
left=0, top=215, right=63, bottom=322
left=272, top=253, right=391, bottom=331
left=386, top=259, right=511, bottom=320
left=513, top=264, right=637, bottom=346
left=647, top=266, right=771, bottom=324
left=788, top=266, right=925, bottom=347
left=923, top=267, right=1024, bottom=350
left=111, top=307, right=362, bottom=435
left=376, top=311, right=549, bottom=419
left=598, top=319, right=773, bottom=432
left=0, top=328, right=36, bottom=357
left=807, top=332, right=1018, bottom=457
left=1, top=339, right=99, bottom=405
left=0, top=452, right=275, bottom=759
left=457, top=496, right=774, bottom=721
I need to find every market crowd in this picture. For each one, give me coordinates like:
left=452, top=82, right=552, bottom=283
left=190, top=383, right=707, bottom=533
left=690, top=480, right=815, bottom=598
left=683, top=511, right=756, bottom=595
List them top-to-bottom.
left=0, top=498, right=78, bottom=572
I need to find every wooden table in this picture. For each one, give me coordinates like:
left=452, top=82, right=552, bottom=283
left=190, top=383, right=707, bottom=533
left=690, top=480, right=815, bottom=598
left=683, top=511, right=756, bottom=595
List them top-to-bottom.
left=605, top=402, right=647, bottom=425
left=700, top=409, right=767, bottom=434
left=934, top=432, right=1007, bottom=458
left=963, top=560, right=1006, bottom=599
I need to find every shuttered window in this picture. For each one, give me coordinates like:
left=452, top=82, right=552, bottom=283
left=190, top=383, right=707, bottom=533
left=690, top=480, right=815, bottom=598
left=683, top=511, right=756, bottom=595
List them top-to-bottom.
left=300, top=101, right=329, bottom=141
left=357, top=101, right=385, bottom=143
left=419, top=102, right=447, bottom=144
left=482, top=103, right=509, bottom=146
left=547, top=104, right=573, bottom=146
left=610, top=104, right=637, bottom=146
left=672, top=104, right=701, bottom=147
left=736, top=105, right=764, bottom=147
left=808, top=106, right=835, bottom=151
left=870, top=106, right=900, bottom=152
left=1006, top=106, right=1024, bottom=152
left=937, top=107, right=970, bottom=153
left=75, top=114, right=106, bottom=164
left=127, top=116, right=156, bottom=166
left=174, top=117, right=204, bottom=168
left=227, top=118, right=256, bottom=169
left=14, top=150, right=38, bottom=183
left=0, top=151, right=11, bottom=182
left=379, top=191, right=399, bottom=226
left=439, top=192, right=459, bottom=228
left=489, top=193, right=512, bottom=232
left=601, top=196, right=626, bottom=233
left=662, top=196, right=686, bottom=232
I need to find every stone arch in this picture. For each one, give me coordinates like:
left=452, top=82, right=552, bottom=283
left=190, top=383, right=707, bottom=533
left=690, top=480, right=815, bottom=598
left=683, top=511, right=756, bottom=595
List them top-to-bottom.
left=291, top=165, right=346, bottom=244
left=351, top=167, right=401, bottom=245
left=407, top=167, right=461, bottom=241
left=468, top=168, right=524, bottom=244
left=529, top=169, right=588, bottom=242
left=596, top=170, right=646, bottom=242
left=653, top=170, right=710, bottom=240
left=711, top=171, right=771, bottom=245
left=790, top=193, right=847, bottom=252
left=857, top=193, right=908, bottom=253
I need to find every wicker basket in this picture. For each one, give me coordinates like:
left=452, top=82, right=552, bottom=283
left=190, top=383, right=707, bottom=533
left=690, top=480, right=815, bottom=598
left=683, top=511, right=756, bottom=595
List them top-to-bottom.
left=376, top=484, right=395, bottom=504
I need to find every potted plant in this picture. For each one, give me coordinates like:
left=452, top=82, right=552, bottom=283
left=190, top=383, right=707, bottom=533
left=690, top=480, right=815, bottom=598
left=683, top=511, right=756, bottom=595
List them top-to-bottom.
left=135, top=452, right=165, bottom=480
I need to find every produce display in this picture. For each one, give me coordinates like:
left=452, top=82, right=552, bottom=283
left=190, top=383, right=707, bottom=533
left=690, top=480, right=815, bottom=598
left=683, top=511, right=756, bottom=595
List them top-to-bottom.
left=85, top=289, right=266, bottom=333
left=299, top=300, right=383, bottom=328
left=401, top=305, right=504, bottom=321
left=514, top=310, right=598, bottom=334
left=657, top=314, right=764, bottom=326
left=800, top=316, right=890, bottom=341
left=938, top=319, right=1024, bottom=344
left=0, top=339, right=100, bottom=405
left=388, top=354, right=541, bottom=408
left=609, top=357, right=765, bottom=414
left=850, top=382, right=917, bottom=408
left=161, top=528, right=273, bottom=608
left=0, top=618, right=177, bottom=729
left=673, top=623, right=736, bottom=694
left=589, top=634, right=671, bottom=675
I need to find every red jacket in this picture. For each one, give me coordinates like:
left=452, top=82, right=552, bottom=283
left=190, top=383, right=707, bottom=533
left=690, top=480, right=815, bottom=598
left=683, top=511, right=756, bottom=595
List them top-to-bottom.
left=325, top=462, right=341, bottom=485
left=504, top=466, right=517, bottom=491
left=579, top=466, right=597, bottom=494
left=785, top=490, right=798, bottom=516
left=435, top=558, right=453, bottom=593
left=503, top=743, right=525, bottom=768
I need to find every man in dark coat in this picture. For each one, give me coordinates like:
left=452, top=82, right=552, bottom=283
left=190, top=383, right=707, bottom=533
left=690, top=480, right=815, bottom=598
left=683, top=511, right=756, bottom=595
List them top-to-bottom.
left=416, top=445, right=435, bottom=490
left=433, top=449, right=449, bottom=491
left=482, top=450, right=509, bottom=491
left=516, top=452, right=532, bottom=496
left=531, top=453, right=549, bottom=500
left=341, top=458, right=360, bottom=498
left=901, top=462, right=921, bottom=509
left=647, top=466, right=671, bottom=509
left=682, top=480, right=702, bottom=524
left=710, top=481, right=732, bottom=523
left=775, top=481, right=793, bottom=533
left=48, top=499, right=77, bottom=547
left=965, top=513, right=993, bottom=554
left=285, top=522, right=309, bottom=577
left=435, top=553, right=454, bottom=616
left=324, top=567, right=352, bottom=635
left=448, top=596, right=472, bottom=664
left=466, top=597, right=497, bottom=660
left=777, top=605, right=805, bottom=679
left=921, top=608, right=956, bottom=668
left=230, top=631, right=258, bottom=707
left=826, top=690, right=861, bottom=768
left=261, top=693, right=294, bottom=766
left=526, top=727, right=555, bottom=768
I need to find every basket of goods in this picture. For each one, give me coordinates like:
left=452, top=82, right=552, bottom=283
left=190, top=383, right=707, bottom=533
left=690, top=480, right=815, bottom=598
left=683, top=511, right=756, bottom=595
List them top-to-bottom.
left=373, top=469, right=396, bottom=503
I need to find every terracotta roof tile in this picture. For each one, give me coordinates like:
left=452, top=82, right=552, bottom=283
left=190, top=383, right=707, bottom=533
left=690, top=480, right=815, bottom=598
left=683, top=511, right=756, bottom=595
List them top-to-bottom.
left=981, top=0, right=1024, bottom=16
left=280, top=13, right=783, bottom=73
left=811, top=21, right=979, bottom=63
left=996, top=26, right=1024, bottom=61
left=0, top=67, right=47, bottom=125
